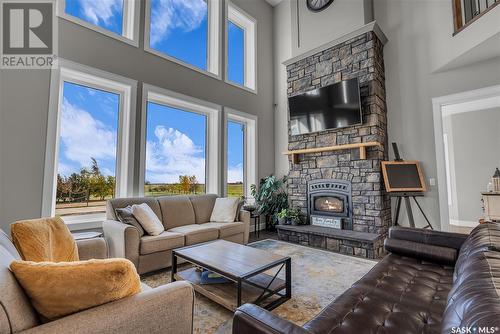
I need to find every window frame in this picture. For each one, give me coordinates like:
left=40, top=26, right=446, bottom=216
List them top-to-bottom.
left=57, top=0, right=141, bottom=47
left=144, top=0, right=221, bottom=78
left=225, top=2, right=257, bottom=93
left=42, top=59, right=137, bottom=227
left=140, top=84, right=221, bottom=196
left=223, top=107, right=258, bottom=198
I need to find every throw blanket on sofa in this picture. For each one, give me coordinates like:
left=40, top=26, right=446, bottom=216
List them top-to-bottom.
left=11, top=217, right=79, bottom=262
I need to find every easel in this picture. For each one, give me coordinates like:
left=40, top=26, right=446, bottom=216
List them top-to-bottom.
left=391, top=143, right=434, bottom=230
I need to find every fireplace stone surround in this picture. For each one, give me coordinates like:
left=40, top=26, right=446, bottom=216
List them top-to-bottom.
left=277, top=24, right=391, bottom=259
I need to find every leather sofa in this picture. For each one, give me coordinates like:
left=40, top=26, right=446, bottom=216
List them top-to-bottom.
left=103, top=194, right=251, bottom=274
left=233, top=223, right=500, bottom=334
left=0, top=230, right=195, bottom=334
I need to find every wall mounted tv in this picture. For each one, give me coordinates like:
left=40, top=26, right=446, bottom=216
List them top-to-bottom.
left=288, top=78, right=362, bottom=135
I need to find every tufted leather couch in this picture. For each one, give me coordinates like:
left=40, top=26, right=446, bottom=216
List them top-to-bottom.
left=233, top=223, right=500, bottom=334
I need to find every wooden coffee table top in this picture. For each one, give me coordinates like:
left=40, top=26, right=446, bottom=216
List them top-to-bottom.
left=174, top=240, right=289, bottom=279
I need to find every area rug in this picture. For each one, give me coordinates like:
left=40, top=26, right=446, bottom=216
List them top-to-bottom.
left=141, top=239, right=376, bottom=334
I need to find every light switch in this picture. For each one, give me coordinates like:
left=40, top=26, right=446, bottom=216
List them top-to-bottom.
left=429, top=178, right=436, bottom=186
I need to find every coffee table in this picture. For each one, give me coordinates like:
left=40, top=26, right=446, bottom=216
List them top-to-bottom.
left=171, top=240, right=291, bottom=312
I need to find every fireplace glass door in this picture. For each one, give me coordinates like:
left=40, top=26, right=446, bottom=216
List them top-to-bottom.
left=314, top=196, right=344, bottom=214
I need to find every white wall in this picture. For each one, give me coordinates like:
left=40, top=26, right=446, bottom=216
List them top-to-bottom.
left=0, top=0, right=275, bottom=232
left=273, top=0, right=500, bottom=230
left=274, top=0, right=293, bottom=176
left=290, top=0, right=372, bottom=57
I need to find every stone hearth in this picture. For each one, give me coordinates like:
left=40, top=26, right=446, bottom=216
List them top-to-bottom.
left=280, top=26, right=391, bottom=258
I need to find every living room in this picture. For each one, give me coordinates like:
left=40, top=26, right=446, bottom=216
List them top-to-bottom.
left=0, top=0, right=499, bottom=333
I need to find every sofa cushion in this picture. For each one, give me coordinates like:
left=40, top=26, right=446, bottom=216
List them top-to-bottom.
left=189, top=194, right=218, bottom=223
left=157, top=196, right=196, bottom=229
left=107, top=197, right=162, bottom=223
left=210, top=198, right=240, bottom=223
left=132, top=203, right=164, bottom=236
left=115, top=206, right=145, bottom=237
left=201, top=222, right=245, bottom=238
left=454, top=222, right=500, bottom=282
left=168, top=225, right=219, bottom=246
left=140, top=231, right=185, bottom=255
left=0, top=239, right=39, bottom=333
left=441, top=250, right=500, bottom=334
left=304, top=254, right=454, bottom=334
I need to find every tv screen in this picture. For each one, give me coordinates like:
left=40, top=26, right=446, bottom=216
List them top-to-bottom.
left=288, top=78, right=362, bottom=135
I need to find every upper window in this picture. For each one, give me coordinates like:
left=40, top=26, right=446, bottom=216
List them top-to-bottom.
left=60, top=0, right=139, bottom=45
left=146, top=0, right=220, bottom=75
left=226, top=3, right=256, bottom=91
left=227, top=21, right=245, bottom=86
left=43, top=62, right=137, bottom=223
left=144, top=102, right=207, bottom=196
left=226, top=121, right=244, bottom=197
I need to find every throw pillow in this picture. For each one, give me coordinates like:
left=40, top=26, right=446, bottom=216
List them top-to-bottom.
left=210, top=197, right=240, bottom=223
left=131, top=203, right=164, bottom=236
left=115, top=206, right=145, bottom=237
left=11, top=217, right=79, bottom=262
left=10, top=258, right=141, bottom=321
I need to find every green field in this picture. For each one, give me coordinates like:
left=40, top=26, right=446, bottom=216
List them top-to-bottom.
left=144, top=183, right=244, bottom=198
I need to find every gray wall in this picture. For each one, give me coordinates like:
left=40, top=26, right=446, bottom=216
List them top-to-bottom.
left=0, top=0, right=275, bottom=232
left=273, top=0, right=500, bottom=229
left=448, top=108, right=500, bottom=223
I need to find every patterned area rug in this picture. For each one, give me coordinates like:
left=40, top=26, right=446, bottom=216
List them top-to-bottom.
left=141, top=239, right=376, bottom=334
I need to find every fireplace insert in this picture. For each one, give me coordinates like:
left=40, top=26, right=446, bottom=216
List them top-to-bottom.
left=308, top=179, right=353, bottom=229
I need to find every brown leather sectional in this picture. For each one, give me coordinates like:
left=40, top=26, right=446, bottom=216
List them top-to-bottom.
left=233, top=223, right=500, bottom=334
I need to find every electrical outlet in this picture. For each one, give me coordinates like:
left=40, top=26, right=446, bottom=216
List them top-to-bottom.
left=429, top=178, right=436, bottom=186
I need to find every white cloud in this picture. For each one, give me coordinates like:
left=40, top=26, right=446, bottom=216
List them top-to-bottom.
left=76, top=0, right=122, bottom=26
left=150, top=0, right=207, bottom=46
left=59, top=99, right=117, bottom=172
left=146, top=126, right=205, bottom=183
left=228, top=163, right=243, bottom=183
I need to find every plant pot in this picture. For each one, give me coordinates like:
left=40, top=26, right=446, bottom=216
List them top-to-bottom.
left=278, top=217, right=286, bottom=225
left=291, top=219, right=299, bottom=226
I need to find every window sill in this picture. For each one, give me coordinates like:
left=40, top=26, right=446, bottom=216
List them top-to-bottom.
left=62, top=213, right=105, bottom=231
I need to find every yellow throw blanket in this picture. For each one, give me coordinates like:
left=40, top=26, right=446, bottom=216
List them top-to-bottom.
left=11, top=217, right=79, bottom=262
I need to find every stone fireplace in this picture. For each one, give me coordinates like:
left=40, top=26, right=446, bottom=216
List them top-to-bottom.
left=277, top=24, right=391, bottom=259
left=308, top=179, right=353, bottom=230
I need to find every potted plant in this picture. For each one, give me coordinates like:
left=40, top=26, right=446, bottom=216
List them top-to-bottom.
left=250, top=175, right=288, bottom=229
left=286, top=208, right=302, bottom=226
left=277, top=209, right=287, bottom=225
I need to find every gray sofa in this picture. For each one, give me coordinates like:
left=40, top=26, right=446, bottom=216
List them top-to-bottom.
left=103, top=194, right=251, bottom=275
left=0, top=230, right=195, bottom=334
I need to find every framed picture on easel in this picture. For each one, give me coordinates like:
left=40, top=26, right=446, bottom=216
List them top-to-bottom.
left=381, top=161, right=427, bottom=193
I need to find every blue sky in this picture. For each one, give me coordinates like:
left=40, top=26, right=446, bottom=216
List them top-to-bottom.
left=62, top=0, right=245, bottom=185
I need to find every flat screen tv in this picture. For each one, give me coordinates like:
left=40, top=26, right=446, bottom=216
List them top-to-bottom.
left=288, top=78, right=362, bottom=135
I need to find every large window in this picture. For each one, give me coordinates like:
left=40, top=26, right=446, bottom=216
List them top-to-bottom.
left=59, top=0, right=139, bottom=45
left=145, top=0, right=220, bottom=75
left=226, top=3, right=256, bottom=91
left=43, top=61, right=136, bottom=225
left=141, top=85, right=221, bottom=196
left=144, top=102, right=207, bottom=196
left=224, top=108, right=257, bottom=198
left=226, top=121, right=244, bottom=197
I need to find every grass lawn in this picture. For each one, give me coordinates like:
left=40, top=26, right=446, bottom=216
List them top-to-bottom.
left=144, top=183, right=244, bottom=198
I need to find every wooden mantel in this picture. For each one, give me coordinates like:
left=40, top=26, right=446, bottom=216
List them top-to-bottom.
left=283, top=142, right=382, bottom=164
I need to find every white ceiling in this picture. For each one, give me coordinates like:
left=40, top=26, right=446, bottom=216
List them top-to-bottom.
left=266, top=0, right=283, bottom=7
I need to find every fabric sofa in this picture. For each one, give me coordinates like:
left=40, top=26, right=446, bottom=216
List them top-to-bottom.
left=103, top=194, right=251, bottom=274
left=233, top=223, right=500, bottom=334
left=0, top=230, right=195, bottom=334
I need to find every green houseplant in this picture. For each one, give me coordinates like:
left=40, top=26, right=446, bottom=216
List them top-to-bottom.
left=250, top=175, right=288, bottom=227
left=286, top=208, right=302, bottom=226
left=277, top=209, right=288, bottom=225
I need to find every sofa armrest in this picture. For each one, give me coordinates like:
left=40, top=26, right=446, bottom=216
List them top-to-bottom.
left=238, top=210, right=251, bottom=244
left=102, top=220, right=140, bottom=269
left=388, top=226, right=468, bottom=249
left=76, top=238, right=108, bottom=260
left=20, top=281, right=194, bottom=334
left=233, top=304, right=311, bottom=334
